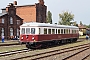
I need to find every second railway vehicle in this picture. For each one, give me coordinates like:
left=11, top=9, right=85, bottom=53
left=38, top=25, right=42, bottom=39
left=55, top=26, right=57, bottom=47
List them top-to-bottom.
left=20, top=22, right=79, bottom=49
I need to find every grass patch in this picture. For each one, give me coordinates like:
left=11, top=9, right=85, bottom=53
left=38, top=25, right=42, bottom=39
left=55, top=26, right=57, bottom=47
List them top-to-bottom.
left=79, top=35, right=86, bottom=38
left=0, top=45, right=26, bottom=52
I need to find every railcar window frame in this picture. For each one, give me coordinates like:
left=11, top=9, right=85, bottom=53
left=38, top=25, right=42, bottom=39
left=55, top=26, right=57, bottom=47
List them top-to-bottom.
left=21, top=28, right=25, bottom=34
left=26, top=28, right=30, bottom=34
left=31, top=28, right=35, bottom=34
left=39, top=28, right=40, bottom=34
left=44, top=28, right=47, bottom=34
left=48, top=29, right=51, bottom=34
left=52, top=29, right=55, bottom=34
left=56, top=29, right=57, bottom=34
left=58, top=29, right=60, bottom=34
left=61, top=29, right=63, bottom=34
left=64, top=29, right=65, bottom=34
left=66, top=29, right=68, bottom=34
left=69, top=29, right=70, bottom=34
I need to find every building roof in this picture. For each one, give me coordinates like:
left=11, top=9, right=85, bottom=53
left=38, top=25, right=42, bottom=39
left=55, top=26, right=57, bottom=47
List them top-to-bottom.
left=15, top=4, right=35, bottom=7
left=0, top=13, right=7, bottom=17
left=78, top=25, right=86, bottom=29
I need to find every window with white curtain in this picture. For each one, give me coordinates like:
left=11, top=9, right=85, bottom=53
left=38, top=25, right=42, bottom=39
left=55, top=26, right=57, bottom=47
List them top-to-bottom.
left=10, top=17, right=13, bottom=24
left=2, top=18, right=4, bottom=23
left=17, top=20, right=20, bottom=25
left=1, top=28, right=4, bottom=36
left=10, top=28, right=13, bottom=36
left=17, top=29, right=19, bottom=36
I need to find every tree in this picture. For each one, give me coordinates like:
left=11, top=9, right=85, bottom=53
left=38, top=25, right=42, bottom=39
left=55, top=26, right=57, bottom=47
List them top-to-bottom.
left=46, top=11, right=52, bottom=24
left=58, top=11, right=74, bottom=25
left=72, top=21, right=78, bottom=26
left=80, top=21, right=83, bottom=25
left=88, top=24, right=90, bottom=28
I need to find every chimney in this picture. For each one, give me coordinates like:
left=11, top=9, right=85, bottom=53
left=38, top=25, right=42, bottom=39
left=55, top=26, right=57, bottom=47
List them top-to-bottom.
left=13, top=0, right=17, bottom=5
left=38, top=0, right=44, bottom=5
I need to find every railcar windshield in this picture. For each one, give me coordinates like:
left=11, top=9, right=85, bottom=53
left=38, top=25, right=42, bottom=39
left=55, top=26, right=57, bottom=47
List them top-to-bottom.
left=31, top=28, right=35, bottom=34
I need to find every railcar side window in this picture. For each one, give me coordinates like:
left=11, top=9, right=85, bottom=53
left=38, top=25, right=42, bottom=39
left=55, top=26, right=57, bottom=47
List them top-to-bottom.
left=21, top=28, right=25, bottom=34
left=26, top=28, right=30, bottom=34
left=31, top=28, right=35, bottom=34
left=39, top=28, right=40, bottom=34
left=44, top=28, right=47, bottom=34
left=48, top=29, right=51, bottom=34
left=52, top=29, right=55, bottom=34
left=56, top=29, right=57, bottom=34
left=58, top=29, right=60, bottom=34
left=61, top=29, right=63, bottom=34
left=64, top=29, right=65, bottom=34
left=66, top=29, right=68, bottom=34
left=69, top=29, right=70, bottom=34
left=72, top=30, right=76, bottom=33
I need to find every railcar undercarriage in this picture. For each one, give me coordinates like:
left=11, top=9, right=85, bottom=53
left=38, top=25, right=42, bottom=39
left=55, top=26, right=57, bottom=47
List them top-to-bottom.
left=25, top=38, right=78, bottom=49
left=26, top=42, right=42, bottom=49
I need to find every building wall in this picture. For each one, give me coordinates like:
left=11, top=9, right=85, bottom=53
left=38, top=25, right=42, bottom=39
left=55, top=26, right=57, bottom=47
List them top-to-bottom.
left=16, top=3, right=47, bottom=23
left=16, top=5, right=36, bottom=23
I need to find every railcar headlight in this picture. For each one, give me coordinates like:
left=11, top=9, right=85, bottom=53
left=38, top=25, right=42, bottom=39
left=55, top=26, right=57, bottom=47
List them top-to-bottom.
left=26, top=35, right=29, bottom=38
left=21, top=36, right=23, bottom=39
left=32, top=37, right=34, bottom=40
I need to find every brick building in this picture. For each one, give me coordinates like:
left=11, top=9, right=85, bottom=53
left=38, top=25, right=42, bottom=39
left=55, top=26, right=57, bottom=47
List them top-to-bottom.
left=0, top=0, right=47, bottom=39
left=16, top=0, right=47, bottom=23
left=0, top=3, right=23, bottom=39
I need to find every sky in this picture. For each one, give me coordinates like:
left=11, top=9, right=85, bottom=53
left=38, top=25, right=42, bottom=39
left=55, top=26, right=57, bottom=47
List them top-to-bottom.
left=0, top=0, right=90, bottom=25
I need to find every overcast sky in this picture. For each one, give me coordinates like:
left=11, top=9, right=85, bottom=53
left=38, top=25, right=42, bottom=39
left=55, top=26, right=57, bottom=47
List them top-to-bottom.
left=0, top=0, right=90, bottom=25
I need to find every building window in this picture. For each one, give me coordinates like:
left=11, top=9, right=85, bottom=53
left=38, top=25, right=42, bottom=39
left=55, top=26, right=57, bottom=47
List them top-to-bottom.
left=10, top=17, right=13, bottom=24
left=2, top=18, right=4, bottom=23
left=17, top=20, right=20, bottom=25
left=1, top=28, right=4, bottom=36
left=10, top=28, right=13, bottom=36
left=17, top=29, right=19, bottom=36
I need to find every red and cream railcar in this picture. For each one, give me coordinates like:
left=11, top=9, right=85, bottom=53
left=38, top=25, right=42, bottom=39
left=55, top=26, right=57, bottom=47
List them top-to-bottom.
left=20, top=22, right=79, bottom=49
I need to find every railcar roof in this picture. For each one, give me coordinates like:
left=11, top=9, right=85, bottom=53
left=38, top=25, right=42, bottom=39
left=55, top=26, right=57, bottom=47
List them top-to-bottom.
left=20, top=22, right=78, bottom=29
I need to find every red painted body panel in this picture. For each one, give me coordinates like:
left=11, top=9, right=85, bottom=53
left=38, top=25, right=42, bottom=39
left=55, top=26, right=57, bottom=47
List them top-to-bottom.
left=20, top=34, right=79, bottom=42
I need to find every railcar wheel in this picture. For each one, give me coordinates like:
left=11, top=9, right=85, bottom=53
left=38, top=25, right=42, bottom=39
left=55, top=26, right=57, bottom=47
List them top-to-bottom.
left=26, top=42, right=42, bottom=49
left=26, top=43, right=30, bottom=49
left=30, top=44, right=42, bottom=49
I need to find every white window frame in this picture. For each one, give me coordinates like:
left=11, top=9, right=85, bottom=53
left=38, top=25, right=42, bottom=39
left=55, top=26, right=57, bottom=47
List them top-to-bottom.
left=10, top=17, right=13, bottom=24
left=2, top=18, right=4, bottom=23
left=17, top=20, right=20, bottom=25
left=1, top=28, right=4, bottom=36
left=10, top=28, right=13, bottom=36
left=17, top=29, right=19, bottom=36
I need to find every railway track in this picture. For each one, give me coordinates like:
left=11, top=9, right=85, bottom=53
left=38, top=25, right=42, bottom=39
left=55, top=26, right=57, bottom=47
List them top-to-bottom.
left=0, top=38, right=85, bottom=47
left=0, top=43, right=20, bottom=46
left=2, top=43, right=89, bottom=60
left=62, top=47, right=90, bottom=60
left=0, top=48, right=32, bottom=57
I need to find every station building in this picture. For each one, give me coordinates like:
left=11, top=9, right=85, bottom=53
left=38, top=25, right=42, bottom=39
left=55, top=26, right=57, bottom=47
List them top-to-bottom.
left=0, top=0, right=47, bottom=39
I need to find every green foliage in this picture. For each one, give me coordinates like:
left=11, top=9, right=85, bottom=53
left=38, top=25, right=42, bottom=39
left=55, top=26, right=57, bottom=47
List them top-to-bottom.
left=46, top=11, right=52, bottom=24
left=58, top=11, right=74, bottom=25
left=80, top=21, right=83, bottom=25
left=87, top=24, right=90, bottom=28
